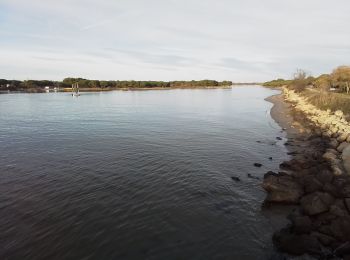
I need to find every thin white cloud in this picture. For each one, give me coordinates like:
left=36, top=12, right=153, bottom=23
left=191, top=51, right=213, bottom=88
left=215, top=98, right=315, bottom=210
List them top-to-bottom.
left=81, top=19, right=114, bottom=31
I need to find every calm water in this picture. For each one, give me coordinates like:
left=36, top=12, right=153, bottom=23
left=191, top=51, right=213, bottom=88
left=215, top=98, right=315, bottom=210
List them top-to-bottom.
left=0, top=86, right=290, bottom=260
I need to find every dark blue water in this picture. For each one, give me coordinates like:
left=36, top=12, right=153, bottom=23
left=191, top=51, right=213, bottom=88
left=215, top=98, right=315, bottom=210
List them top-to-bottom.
left=0, top=86, right=289, bottom=259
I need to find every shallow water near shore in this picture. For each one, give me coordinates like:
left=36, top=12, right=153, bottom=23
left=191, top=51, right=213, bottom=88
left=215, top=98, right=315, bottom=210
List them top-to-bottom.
left=0, top=86, right=290, bottom=259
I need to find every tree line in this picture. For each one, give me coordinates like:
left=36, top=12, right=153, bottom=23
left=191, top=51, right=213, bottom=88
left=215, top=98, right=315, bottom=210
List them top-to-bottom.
left=263, top=65, right=350, bottom=93
left=0, top=78, right=232, bottom=91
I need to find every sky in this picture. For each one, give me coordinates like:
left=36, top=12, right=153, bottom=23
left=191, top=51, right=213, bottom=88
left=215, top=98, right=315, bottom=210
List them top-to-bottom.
left=0, top=0, right=349, bottom=82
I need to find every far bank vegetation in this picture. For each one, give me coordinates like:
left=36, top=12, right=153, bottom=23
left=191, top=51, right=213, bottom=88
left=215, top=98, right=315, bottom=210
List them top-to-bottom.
left=264, top=65, right=350, bottom=115
left=0, top=79, right=233, bottom=92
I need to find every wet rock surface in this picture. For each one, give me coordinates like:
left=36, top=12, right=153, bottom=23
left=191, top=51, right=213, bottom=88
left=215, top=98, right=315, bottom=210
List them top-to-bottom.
left=262, top=171, right=303, bottom=204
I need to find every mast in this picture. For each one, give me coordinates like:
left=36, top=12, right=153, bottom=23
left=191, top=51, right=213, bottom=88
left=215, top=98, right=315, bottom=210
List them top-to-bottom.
left=72, top=83, right=80, bottom=96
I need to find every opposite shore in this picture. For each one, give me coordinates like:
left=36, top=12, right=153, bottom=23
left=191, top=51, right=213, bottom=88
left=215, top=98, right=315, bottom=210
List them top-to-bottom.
left=0, top=78, right=250, bottom=93
left=264, top=87, right=350, bottom=259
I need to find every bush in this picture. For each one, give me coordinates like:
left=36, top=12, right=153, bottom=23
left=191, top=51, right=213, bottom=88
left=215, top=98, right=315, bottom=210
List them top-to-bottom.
left=289, top=69, right=309, bottom=92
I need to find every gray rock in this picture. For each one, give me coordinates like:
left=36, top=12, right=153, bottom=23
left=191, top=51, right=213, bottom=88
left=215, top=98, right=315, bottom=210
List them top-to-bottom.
left=337, top=133, right=349, bottom=143
left=330, top=138, right=339, bottom=149
left=337, top=142, right=350, bottom=152
left=342, top=145, right=350, bottom=175
left=327, top=148, right=339, bottom=155
left=323, top=152, right=337, bottom=161
left=332, top=164, right=343, bottom=176
left=316, top=169, right=334, bottom=184
left=263, top=172, right=304, bottom=204
left=231, top=176, right=241, bottom=182
left=303, top=176, right=323, bottom=194
left=333, top=178, right=350, bottom=197
left=323, top=182, right=340, bottom=197
left=342, top=184, right=350, bottom=197
left=300, top=192, right=335, bottom=216
left=345, top=198, right=350, bottom=212
left=329, top=199, right=348, bottom=217
left=314, top=212, right=338, bottom=227
left=292, top=216, right=313, bottom=234
left=318, top=217, right=350, bottom=242
left=330, top=217, right=350, bottom=241
left=273, top=228, right=321, bottom=255
left=310, top=231, right=336, bottom=246
left=335, top=241, right=350, bottom=256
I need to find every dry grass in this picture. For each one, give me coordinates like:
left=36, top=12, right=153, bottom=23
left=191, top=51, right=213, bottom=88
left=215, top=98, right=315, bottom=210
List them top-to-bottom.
left=301, top=89, right=350, bottom=116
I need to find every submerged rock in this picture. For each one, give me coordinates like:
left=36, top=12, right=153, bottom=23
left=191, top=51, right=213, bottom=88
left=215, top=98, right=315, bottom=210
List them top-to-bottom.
left=254, top=163, right=262, bottom=167
left=247, top=173, right=260, bottom=180
left=231, top=176, right=240, bottom=182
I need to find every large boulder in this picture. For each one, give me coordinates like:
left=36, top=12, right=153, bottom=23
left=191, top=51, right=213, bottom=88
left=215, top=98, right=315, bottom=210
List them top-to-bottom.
left=337, top=133, right=349, bottom=143
left=329, top=138, right=339, bottom=149
left=337, top=142, right=350, bottom=153
left=342, top=145, right=350, bottom=175
left=322, top=152, right=337, bottom=162
left=280, top=159, right=310, bottom=171
left=332, top=164, right=343, bottom=176
left=316, top=169, right=334, bottom=184
left=262, top=172, right=304, bottom=204
left=302, top=175, right=323, bottom=194
left=323, top=182, right=341, bottom=197
left=342, top=184, right=350, bottom=197
left=300, top=192, right=335, bottom=216
left=345, top=198, right=350, bottom=212
left=329, top=199, right=349, bottom=217
left=291, top=215, right=313, bottom=234
left=321, top=217, right=350, bottom=242
left=273, top=228, right=321, bottom=255
left=310, top=231, right=336, bottom=246
left=335, top=241, right=350, bottom=257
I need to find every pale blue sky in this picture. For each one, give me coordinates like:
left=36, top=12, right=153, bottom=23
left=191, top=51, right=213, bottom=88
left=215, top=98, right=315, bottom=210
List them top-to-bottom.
left=0, top=0, right=349, bottom=81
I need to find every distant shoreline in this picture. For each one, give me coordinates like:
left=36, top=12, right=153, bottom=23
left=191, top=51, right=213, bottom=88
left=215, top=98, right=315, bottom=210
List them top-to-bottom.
left=0, top=85, right=266, bottom=94
left=63, top=85, right=233, bottom=92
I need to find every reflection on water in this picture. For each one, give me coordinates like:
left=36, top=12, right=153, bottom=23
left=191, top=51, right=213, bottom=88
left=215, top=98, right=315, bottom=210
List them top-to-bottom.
left=0, top=86, right=289, bottom=259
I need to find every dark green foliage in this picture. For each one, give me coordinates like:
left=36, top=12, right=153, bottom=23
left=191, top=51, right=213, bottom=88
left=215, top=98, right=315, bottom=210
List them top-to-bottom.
left=0, top=78, right=232, bottom=91
left=61, top=78, right=226, bottom=89
left=263, top=78, right=292, bottom=87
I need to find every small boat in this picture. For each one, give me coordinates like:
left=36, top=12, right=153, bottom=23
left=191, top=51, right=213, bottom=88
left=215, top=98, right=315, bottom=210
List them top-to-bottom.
left=72, top=83, right=80, bottom=96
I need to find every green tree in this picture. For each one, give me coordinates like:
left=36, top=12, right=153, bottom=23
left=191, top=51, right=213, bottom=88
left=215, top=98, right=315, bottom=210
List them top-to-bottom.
left=331, top=66, right=350, bottom=94
left=290, top=69, right=309, bottom=92
left=314, top=74, right=331, bottom=92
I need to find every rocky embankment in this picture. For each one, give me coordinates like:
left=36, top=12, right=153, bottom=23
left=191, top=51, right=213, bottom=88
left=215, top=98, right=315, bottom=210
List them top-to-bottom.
left=264, top=88, right=350, bottom=259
